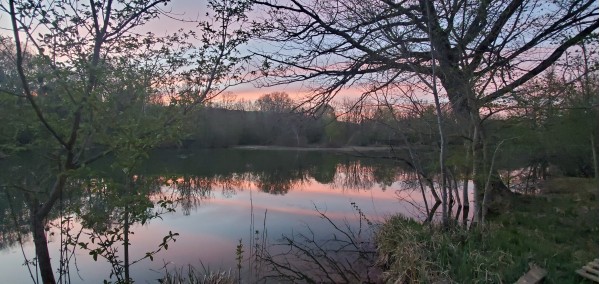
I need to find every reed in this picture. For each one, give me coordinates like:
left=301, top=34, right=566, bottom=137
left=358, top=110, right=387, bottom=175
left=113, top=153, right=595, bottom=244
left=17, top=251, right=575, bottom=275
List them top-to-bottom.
left=159, top=265, right=235, bottom=284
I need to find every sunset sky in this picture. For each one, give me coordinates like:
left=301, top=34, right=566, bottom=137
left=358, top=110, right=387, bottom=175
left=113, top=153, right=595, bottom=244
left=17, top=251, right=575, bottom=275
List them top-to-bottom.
left=0, top=0, right=404, bottom=104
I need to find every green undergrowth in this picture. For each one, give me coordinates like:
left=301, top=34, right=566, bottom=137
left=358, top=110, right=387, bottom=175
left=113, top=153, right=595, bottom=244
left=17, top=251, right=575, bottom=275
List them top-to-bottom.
left=376, top=177, right=598, bottom=283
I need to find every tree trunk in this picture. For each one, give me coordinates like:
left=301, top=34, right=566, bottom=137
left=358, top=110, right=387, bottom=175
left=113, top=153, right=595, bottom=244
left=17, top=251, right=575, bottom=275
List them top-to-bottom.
left=440, top=72, right=514, bottom=224
left=471, top=119, right=484, bottom=224
left=25, top=174, right=68, bottom=284
left=123, top=177, right=133, bottom=283
left=425, top=201, right=441, bottom=223
left=124, top=207, right=130, bottom=283
left=32, top=209, right=56, bottom=284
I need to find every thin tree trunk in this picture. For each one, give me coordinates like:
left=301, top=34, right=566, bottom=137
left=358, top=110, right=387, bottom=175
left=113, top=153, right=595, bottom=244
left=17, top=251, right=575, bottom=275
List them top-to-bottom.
left=424, top=0, right=447, bottom=226
left=380, top=100, right=441, bottom=204
left=471, top=119, right=484, bottom=224
left=462, top=140, right=470, bottom=206
left=481, top=140, right=506, bottom=224
left=446, top=172, right=454, bottom=206
left=452, top=172, right=461, bottom=206
left=27, top=174, right=68, bottom=284
left=416, top=174, right=430, bottom=220
left=124, top=176, right=134, bottom=283
left=462, top=176, right=470, bottom=226
left=426, top=179, right=442, bottom=204
left=426, top=201, right=441, bottom=223
left=454, top=201, right=462, bottom=222
left=124, top=207, right=130, bottom=283
left=32, top=210, right=56, bottom=284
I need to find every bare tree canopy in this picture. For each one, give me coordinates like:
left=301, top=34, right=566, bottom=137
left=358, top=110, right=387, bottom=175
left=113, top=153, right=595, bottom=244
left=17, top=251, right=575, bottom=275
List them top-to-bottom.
left=253, top=0, right=598, bottom=224
left=254, top=0, right=598, bottom=115
left=256, top=91, right=295, bottom=112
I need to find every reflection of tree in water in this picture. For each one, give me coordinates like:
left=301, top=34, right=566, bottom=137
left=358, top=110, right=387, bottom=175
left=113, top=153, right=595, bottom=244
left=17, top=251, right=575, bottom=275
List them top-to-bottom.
left=0, top=156, right=412, bottom=251
left=307, top=156, right=338, bottom=184
left=310, top=160, right=409, bottom=192
left=333, top=161, right=376, bottom=191
left=0, top=163, right=63, bottom=253
left=372, top=165, right=399, bottom=191
left=253, top=169, right=309, bottom=195
left=394, top=171, right=471, bottom=224
left=393, top=172, right=432, bottom=218
left=397, top=172, right=424, bottom=190
left=161, top=173, right=251, bottom=215
left=214, top=173, right=252, bottom=198
left=0, top=174, right=180, bottom=283
left=74, top=176, right=160, bottom=231
left=165, top=176, right=215, bottom=216
left=77, top=178, right=116, bottom=232
left=0, top=190, right=31, bottom=250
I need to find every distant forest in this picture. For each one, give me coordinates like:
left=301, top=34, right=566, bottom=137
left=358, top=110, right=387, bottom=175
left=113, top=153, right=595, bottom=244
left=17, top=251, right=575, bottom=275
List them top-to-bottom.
left=174, top=87, right=597, bottom=178
left=174, top=91, right=440, bottom=148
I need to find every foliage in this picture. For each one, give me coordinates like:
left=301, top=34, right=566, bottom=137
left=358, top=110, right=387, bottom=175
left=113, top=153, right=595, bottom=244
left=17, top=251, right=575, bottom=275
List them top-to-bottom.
left=0, top=0, right=254, bottom=282
left=492, top=66, right=599, bottom=177
left=64, top=176, right=178, bottom=282
left=377, top=177, right=599, bottom=283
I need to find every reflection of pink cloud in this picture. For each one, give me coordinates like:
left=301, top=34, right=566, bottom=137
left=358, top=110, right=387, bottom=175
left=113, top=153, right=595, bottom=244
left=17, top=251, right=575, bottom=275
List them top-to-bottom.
left=294, top=180, right=396, bottom=200
left=209, top=197, right=357, bottom=220
left=154, top=232, right=237, bottom=267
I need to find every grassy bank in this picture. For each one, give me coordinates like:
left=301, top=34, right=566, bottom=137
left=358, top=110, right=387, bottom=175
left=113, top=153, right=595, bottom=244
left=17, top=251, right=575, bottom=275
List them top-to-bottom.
left=376, top=177, right=598, bottom=283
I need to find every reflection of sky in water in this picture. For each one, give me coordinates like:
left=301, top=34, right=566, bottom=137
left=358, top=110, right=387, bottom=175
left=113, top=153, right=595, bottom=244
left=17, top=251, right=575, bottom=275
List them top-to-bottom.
left=0, top=159, right=466, bottom=283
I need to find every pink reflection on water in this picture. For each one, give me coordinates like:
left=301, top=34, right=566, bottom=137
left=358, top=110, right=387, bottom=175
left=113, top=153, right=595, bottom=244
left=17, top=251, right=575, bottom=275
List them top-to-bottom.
left=0, top=162, right=474, bottom=283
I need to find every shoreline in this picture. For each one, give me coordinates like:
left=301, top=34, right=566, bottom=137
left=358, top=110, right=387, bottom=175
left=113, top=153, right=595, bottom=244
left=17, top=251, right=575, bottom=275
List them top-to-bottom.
left=231, top=145, right=398, bottom=152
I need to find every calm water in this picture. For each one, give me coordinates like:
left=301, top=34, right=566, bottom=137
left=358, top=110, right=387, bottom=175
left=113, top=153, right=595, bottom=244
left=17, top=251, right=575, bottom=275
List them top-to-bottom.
left=0, top=148, right=445, bottom=283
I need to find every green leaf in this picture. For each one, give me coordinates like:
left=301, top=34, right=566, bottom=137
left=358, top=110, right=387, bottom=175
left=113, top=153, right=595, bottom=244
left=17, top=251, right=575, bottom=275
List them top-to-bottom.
left=89, top=251, right=98, bottom=261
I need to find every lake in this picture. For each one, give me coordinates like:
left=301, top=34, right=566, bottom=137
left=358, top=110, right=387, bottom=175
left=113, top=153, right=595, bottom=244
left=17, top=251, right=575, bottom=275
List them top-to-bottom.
left=0, top=148, right=455, bottom=283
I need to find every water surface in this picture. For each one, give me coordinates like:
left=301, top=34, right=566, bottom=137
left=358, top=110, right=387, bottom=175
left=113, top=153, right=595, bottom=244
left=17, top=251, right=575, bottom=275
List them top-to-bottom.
left=0, top=148, right=440, bottom=283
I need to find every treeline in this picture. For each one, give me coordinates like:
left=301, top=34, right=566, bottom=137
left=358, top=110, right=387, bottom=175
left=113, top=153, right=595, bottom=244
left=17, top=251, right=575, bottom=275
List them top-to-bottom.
left=487, top=72, right=599, bottom=178
left=180, top=74, right=599, bottom=179
left=2, top=86, right=595, bottom=179
left=174, top=91, right=437, bottom=148
left=180, top=106, right=433, bottom=148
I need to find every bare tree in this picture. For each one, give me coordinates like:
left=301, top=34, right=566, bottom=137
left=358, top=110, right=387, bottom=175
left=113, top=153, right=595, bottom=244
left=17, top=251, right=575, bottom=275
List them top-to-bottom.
left=253, top=0, right=598, bottom=222
left=255, top=91, right=295, bottom=112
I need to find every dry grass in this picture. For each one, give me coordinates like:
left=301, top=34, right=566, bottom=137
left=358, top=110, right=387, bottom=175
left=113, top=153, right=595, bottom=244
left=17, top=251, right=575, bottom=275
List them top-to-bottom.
left=376, top=177, right=598, bottom=283
left=375, top=217, right=511, bottom=283
left=376, top=218, right=441, bottom=283
left=159, top=265, right=235, bottom=284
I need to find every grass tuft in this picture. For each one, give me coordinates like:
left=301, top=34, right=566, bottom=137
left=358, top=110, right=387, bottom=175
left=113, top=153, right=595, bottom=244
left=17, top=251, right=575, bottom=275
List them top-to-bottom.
left=377, top=177, right=598, bottom=283
left=159, top=265, right=235, bottom=284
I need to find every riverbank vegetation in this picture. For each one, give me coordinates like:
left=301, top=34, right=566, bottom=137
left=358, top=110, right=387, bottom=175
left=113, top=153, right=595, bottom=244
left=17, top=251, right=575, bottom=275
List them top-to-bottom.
left=377, top=177, right=598, bottom=283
